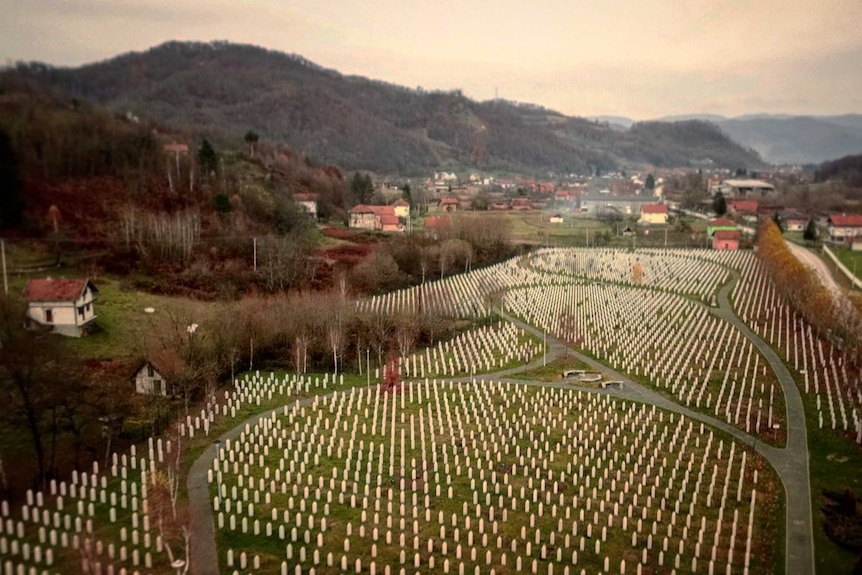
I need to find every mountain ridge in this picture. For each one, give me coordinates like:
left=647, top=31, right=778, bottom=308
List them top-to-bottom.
left=3, top=40, right=765, bottom=174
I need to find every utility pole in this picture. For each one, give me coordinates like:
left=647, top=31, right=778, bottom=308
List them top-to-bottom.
left=253, top=237, right=257, bottom=271
left=1, top=239, right=7, bottom=295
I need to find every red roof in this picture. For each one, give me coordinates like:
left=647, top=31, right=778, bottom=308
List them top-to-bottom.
left=163, top=143, right=188, bottom=153
left=294, top=193, right=318, bottom=202
left=440, top=197, right=459, bottom=205
left=511, top=198, right=531, bottom=207
left=392, top=199, right=410, bottom=207
left=729, top=200, right=758, bottom=213
left=350, top=204, right=395, bottom=216
left=641, top=204, right=668, bottom=214
left=829, top=214, right=862, bottom=227
left=379, top=215, right=401, bottom=226
left=424, top=216, right=452, bottom=229
left=709, top=218, right=736, bottom=227
left=713, top=230, right=740, bottom=241
left=22, top=278, right=97, bottom=302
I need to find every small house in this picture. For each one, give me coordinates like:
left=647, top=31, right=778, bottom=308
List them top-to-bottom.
left=294, top=193, right=319, bottom=219
left=439, top=197, right=459, bottom=212
left=511, top=198, right=532, bottom=211
left=392, top=199, right=410, bottom=219
left=727, top=199, right=758, bottom=216
left=639, top=204, right=668, bottom=225
left=549, top=214, right=564, bottom=224
left=827, top=214, right=862, bottom=244
left=707, top=218, right=737, bottom=237
left=712, top=230, right=740, bottom=250
left=22, top=278, right=98, bottom=337
left=132, top=360, right=170, bottom=396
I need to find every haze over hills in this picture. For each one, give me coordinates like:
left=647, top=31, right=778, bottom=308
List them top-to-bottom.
left=3, top=41, right=765, bottom=175
left=597, top=113, right=862, bottom=165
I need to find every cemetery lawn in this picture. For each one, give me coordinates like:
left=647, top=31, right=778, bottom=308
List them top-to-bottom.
left=509, top=354, right=598, bottom=384
left=211, top=381, right=784, bottom=575
left=802, top=393, right=862, bottom=574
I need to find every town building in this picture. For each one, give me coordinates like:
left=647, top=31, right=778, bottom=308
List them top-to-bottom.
left=719, top=179, right=775, bottom=199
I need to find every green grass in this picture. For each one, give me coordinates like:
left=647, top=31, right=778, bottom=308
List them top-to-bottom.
left=831, top=247, right=862, bottom=281
left=508, top=354, right=596, bottom=383
left=211, top=383, right=784, bottom=575
left=801, top=392, right=862, bottom=574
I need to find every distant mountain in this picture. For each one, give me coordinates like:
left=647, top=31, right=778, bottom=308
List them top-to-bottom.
left=3, top=41, right=764, bottom=174
left=646, top=112, right=862, bottom=165
left=656, top=113, right=728, bottom=123
left=715, top=116, right=862, bottom=165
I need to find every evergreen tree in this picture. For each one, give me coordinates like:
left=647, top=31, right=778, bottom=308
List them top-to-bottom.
left=0, top=128, right=24, bottom=230
left=198, top=139, right=218, bottom=178
left=644, top=174, right=655, bottom=190
left=712, top=192, right=727, bottom=216
left=803, top=219, right=818, bottom=243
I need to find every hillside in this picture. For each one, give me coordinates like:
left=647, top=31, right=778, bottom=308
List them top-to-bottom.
left=4, top=41, right=764, bottom=174
left=717, top=116, right=862, bottom=165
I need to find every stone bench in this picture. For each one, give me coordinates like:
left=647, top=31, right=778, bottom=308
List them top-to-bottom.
left=600, top=380, right=624, bottom=390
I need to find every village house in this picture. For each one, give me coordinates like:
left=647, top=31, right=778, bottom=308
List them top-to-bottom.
left=294, top=193, right=318, bottom=219
left=439, top=197, right=459, bottom=212
left=511, top=198, right=532, bottom=211
left=392, top=199, right=410, bottom=219
left=727, top=199, right=758, bottom=217
left=639, top=204, right=668, bottom=225
left=349, top=205, right=403, bottom=232
left=780, top=210, right=807, bottom=232
left=549, top=214, right=564, bottom=224
left=827, top=214, right=862, bottom=244
left=707, top=218, right=737, bottom=237
left=712, top=230, right=740, bottom=250
left=22, top=278, right=98, bottom=338
left=132, top=360, right=171, bottom=396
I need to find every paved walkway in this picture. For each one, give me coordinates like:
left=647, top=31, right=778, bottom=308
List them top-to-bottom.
left=786, top=241, right=842, bottom=297
left=187, top=272, right=815, bottom=575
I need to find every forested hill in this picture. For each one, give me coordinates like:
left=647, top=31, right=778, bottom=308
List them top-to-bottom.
left=5, top=41, right=765, bottom=174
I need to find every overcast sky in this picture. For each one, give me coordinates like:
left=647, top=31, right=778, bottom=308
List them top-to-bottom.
left=2, top=0, right=861, bottom=119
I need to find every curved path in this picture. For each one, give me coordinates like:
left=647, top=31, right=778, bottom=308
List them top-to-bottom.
left=786, top=241, right=842, bottom=297
left=188, top=272, right=814, bottom=575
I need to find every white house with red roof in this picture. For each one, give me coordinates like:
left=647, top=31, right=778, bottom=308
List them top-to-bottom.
left=638, top=204, right=668, bottom=225
left=349, top=205, right=404, bottom=232
left=827, top=214, right=862, bottom=244
left=22, top=278, right=98, bottom=337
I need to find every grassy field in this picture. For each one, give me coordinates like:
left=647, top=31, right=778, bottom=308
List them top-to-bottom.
left=426, top=208, right=712, bottom=249
left=831, top=246, right=862, bottom=281
left=801, top=390, right=862, bottom=574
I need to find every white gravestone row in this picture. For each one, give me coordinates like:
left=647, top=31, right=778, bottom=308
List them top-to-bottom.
left=528, top=248, right=743, bottom=301
left=731, top=256, right=862, bottom=443
left=502, top=280, right=782, bottom=440
left=403, top=321, right=541, bottom=378
left=0, top=372, right=337, bottom=575
left=211, top=380, right=775, bottom=574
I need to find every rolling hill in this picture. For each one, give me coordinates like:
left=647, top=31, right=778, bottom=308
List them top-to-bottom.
left=3, top=41, right=764, bottom=174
